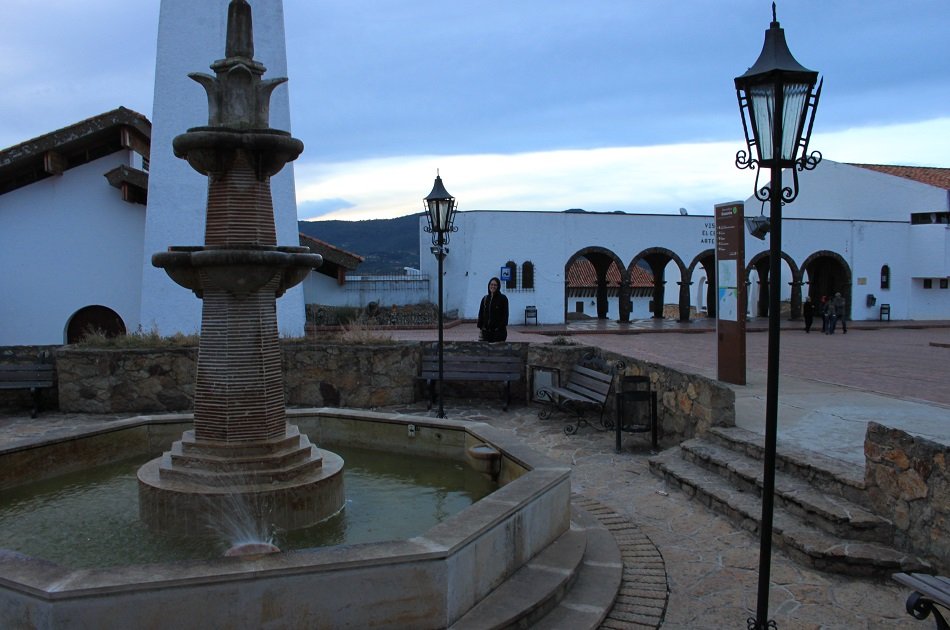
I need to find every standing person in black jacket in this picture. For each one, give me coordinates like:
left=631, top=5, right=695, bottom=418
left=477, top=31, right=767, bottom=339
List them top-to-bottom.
left=477, top=277, right=509, bottom=342
left=803, top=295, right=815, bottom=333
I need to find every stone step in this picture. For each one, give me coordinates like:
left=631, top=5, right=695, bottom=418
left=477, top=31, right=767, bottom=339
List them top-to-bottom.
left=177, top=425, right=308, bottom=459
left=706, top=426, right=868, bottom=507
left=169, top=437, right=318, bottom=473
left=678, top=438, right=893, bottom=543
left=158, top=446, right=329, bottom=487
left=649, top=449, right=931, bottom=577
left=449, top=504, right=621, bottom=630
left=531, top=505, right=625, bottom=629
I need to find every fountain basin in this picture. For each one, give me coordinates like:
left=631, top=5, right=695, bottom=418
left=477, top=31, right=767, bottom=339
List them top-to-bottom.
left=0, top=408, right=571, bottom=629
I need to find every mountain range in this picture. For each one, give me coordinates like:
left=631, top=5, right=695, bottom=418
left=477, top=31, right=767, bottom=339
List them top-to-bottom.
left=298, top=214, right=423, bottom=275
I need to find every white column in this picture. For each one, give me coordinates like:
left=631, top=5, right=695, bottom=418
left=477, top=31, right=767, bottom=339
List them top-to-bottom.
left=142, top=0, right=305, bottom=336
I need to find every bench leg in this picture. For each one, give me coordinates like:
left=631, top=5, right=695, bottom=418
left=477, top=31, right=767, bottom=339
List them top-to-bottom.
left=426, top=380, right=434, bottom=411
left=503, top=382, right=510, bottom=412
left=30, top=386, right=40, bottom=419
left=651, top=391, right=659, bottom=451
left=562, top=402, right=595, bottom=435
left=907, top=591, right=950, bottom=630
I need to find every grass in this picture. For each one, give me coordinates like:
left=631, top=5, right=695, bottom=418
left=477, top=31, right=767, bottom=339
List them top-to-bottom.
left=333, top=319, right=397, bottom=344
left=73, top=326, right=199, bottom=349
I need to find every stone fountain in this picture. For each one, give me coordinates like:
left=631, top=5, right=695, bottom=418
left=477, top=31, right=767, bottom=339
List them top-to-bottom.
left=138, top=0, right=343, bottom=539
left=0, top=3, right=577, bottom=626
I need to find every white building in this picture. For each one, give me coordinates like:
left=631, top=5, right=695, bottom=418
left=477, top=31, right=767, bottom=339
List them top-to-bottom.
left=0, top=108, right=151, bottom=345
left=3, top=127, right=948, bottom=346
left=419, top=160, right=950, bottom=325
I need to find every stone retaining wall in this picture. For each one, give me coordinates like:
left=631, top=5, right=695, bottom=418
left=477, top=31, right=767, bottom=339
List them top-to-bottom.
left=52, top=341, right=734, bottom=446
left=525, top=345, right=735, bottom=444
left=55, top=346, right=197, bottom=413
left=865, top=421, right=950, bottom=573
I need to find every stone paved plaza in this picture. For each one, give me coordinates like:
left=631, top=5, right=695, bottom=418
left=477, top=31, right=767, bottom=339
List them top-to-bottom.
left=3, top=321, right=949, bottom=627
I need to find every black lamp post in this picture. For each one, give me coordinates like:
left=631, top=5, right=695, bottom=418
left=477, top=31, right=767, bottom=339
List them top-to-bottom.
left=735, top=4, right=821, bottom=629
left=423, top=172, right=458, bottom=419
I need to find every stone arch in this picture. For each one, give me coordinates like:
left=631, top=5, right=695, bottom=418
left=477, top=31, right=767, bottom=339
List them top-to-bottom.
left=566, top=246, right=628, bottom=321
left=629, top=247, right=689, bottom=321
left=687, top=249, right=716, bottom=318
left=745, top=250, right=801, bottom=319
left=800, top=250, right=853, bottom=321
left=66, top=305, right=127, bottom=344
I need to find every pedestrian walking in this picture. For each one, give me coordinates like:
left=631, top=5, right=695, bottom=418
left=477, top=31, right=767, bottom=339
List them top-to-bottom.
left=832, top=292, right=847, bottom=334
left=820, top=295, right=829, bottom=333
left=803, top=296, right=815, bottom=333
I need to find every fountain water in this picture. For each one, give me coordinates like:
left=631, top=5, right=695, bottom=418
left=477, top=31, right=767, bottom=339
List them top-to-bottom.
left=139, top=0, right=344, bottom=536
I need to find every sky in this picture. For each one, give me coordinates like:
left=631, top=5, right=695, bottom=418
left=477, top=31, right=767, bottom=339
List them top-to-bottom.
left=1, top=1, right=948, bottom=221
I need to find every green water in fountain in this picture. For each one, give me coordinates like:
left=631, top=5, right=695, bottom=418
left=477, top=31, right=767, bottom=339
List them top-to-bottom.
left=0, top=445, right=496, bottom=569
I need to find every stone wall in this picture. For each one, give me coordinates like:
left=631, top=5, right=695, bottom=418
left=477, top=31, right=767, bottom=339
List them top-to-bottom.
left=283, top=340, right=420, bottom=408
left=52, top=341, right=735, bottom=446
left=525, top=345, right=735, bottom=445
left=56, top=347, right=197, bottom=413
left=865, top=421, right=950, bottom=573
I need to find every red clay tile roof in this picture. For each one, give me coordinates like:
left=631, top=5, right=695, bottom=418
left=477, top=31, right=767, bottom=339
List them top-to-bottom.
left=0, top=106, right=151, bottom=196
left=850, top=164, right=950, bottom=190
left=299, top=233, right=365, bottom=266
left=567, top=258, right=653, bottom=288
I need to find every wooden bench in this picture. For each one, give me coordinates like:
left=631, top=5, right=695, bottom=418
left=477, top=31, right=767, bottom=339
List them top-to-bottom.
left=419, top=350, right=523, bottom=411
left=536, top=355, right=620, bottom=435
left=0, top=363, right=55, bottom=418
left=894, top=573, right=950, bottom=629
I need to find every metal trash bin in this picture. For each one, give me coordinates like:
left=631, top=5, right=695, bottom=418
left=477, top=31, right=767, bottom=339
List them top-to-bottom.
left=614, top=375, right=658, bottom=452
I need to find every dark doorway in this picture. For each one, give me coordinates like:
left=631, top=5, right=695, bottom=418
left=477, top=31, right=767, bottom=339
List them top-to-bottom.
left=66, top=305, right=126, bottom=343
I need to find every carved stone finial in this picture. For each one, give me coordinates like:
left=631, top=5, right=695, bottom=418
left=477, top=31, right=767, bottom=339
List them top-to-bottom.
left=186, top=0, right=288, bottom=130
left=226, top=0, right=254, bottom=59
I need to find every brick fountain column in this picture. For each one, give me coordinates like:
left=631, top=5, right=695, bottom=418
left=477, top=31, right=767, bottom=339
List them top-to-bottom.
left=138, top=0, right=344, bottom=537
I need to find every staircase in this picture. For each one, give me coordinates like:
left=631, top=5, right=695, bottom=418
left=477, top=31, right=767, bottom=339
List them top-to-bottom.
left=649, top=425, right=931, bottom=577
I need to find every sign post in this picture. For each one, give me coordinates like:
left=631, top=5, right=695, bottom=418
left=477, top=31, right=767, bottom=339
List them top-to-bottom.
left=715, top=201, right=747, bottom=385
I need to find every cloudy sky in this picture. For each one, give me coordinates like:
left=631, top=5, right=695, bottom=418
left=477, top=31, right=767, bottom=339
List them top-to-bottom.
left=1, top=1, right=947, bottom=221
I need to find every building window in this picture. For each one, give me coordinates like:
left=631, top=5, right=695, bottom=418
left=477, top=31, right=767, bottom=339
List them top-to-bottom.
left=911, top=212, right=950, bottom=224
left=504, top=261, right=517, bottom=290
left=522, top=261, right=535, bottom=289
left=880, top=265, right=890, bottom=290
left=923, top=278, right=933, bottom=289
left=941, top=278, right=949, bottom=289
left=575, top=301, right=584, bottom=313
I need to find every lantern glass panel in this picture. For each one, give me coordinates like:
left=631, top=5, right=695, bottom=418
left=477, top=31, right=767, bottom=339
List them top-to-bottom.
left=748, top=81, right=811, bottom=163
left=781, top=82, right=810, bottom=160
left=748, top=84, right=776, bottom=161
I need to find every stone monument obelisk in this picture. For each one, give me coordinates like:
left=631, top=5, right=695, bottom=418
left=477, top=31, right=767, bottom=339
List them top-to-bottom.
left=138, top=0, right=344, bottom=537
left=141, top=0, right=306, bottom=336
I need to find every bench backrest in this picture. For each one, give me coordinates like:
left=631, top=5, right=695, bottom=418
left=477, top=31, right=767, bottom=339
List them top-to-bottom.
left=421, top=352, right=522, bottom=378
left=0, top=364, right=55, bottom=387
left=564, top=364, right=613, bottom=404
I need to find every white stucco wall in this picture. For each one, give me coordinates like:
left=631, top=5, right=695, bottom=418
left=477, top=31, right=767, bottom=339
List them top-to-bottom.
left=142, top=0, right=305, bottom=337
left=0, top=153, right=145, bottom=345
left=785, top=160, right=949, bottom=221
left=422, top=161, right=949, bottom=324
left=422, top=210, right=718, bottom=325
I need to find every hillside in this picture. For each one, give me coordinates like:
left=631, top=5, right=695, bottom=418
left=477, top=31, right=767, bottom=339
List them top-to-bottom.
left=298, top=214, right=422, bottom=275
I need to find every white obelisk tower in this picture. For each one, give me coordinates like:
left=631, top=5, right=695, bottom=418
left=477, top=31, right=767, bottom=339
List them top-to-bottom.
left=141, top=0, right=306, bottom=336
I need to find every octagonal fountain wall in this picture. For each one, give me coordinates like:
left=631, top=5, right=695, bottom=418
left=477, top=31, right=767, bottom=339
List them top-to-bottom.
left=0, top=408, right=571, bottom=629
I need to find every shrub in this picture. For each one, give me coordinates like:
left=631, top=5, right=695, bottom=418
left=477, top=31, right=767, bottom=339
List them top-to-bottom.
left=73, top=325, right=199, bottom=349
